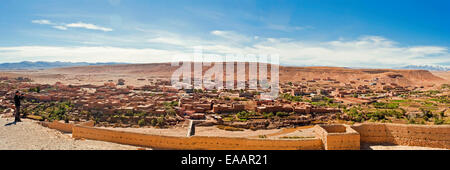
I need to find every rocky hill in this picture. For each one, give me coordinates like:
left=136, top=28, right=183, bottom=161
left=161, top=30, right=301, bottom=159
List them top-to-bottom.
left=48, top=62, right=447, bottom=86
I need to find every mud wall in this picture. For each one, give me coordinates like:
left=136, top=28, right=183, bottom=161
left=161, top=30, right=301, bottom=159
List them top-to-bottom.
left=41, top=120, right=95, bottom=133
left=40, top=121, right=450, bottom=150
left=43, top=121, right=74, bottom=133
left=352, top=123, right=450, bottom=149
left=72, top=125, right=323, bottom=150
left=314, top=125, right=360, bottom=150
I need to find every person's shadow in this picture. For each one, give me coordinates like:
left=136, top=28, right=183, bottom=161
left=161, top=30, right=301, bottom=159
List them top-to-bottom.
left=4, top=121, right=16, bottom=126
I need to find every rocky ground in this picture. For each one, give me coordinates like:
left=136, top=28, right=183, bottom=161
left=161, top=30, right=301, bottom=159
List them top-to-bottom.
left=0, top=117, right=149, bottom=150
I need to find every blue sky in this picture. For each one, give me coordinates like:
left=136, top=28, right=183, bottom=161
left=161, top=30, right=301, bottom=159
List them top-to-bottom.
left=0, top=0, right=449, bottom=68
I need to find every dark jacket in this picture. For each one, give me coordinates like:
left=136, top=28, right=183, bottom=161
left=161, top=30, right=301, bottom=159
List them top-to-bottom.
left=14, top=94, right=24, bottom=106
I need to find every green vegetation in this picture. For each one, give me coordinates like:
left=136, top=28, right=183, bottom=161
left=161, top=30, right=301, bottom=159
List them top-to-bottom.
left=441, top=84, right=450, bottom=89
left=28, top=86, right=41, bottom=93
left=193, top=89, right=203, bottom=93
left=279, top=93, right=303, bottom=102
left=309, top=96, right=339, bottom=107
left=428, top=96, right=450, bottom=104
left=390, top=99, right=409, bottom=103
left=28, top=101, right=74, bottom=121
left=163, top=101, right=178, bottom=116
left=163, top=101, right=178, bottom=107
left=373, top=102, right=399, bottom=109
left=344, top=107, right=405, bottom=122
left=420, top=108, right=433, bottom=121
left=236, top=111, right=258, bottom=119
left=275, top=111, right=290, bottom=117
left=133, top=112, right=147, bottom=117
left=262, top=112, right=274, bottom=119
left=156, top=117, right=165, bottom=127
left=408, top=118, right=416, bottom=124
left=434, top=118, right=444, bottom=125
left=138, top=119, right=146, bottom=127
left=150, top=119, right=157, bottom=126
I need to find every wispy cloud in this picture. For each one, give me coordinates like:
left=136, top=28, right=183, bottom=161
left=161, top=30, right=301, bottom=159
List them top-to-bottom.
left=31, top=19, right=112, bottom=32
left=31, top=19, right=52, bottom=25
left=65, top=22, right=113, bottom=32
left=267, top=24, right=314, bottom=32
left=5, top=25, right=450, bottom=67
left=52, top=25, right=68, bottom=30
left=210, top=30, right=251, bottom=43
left=147, top=37, right=187, bottom=46
left=0, top=46, right=185, bottom=63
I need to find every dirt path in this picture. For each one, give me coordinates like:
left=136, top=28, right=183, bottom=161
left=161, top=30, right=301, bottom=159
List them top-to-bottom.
left=0, top=117, right=149, bottom=150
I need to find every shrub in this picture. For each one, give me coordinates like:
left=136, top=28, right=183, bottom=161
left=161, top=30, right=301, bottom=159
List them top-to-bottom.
left=373, top=102, right=399, bottom=109
left=420, top=108, right=433, bottom=121
left=263, top=112, right=274, bottom=119
left=275, top=112, right=289, bottom=117
left=156, top=117, right=165, bottom=126
left=408, top=118, right=416, bottom=124
left=434, top=118, right=444, bottom=125
left=138, top=119, right=146, bottom=127
left=150, top=119, right=157, bottom=126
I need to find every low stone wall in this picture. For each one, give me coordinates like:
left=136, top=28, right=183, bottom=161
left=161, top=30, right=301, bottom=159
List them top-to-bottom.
left=39, top=120, right=450, bottom=150
left=40, top=120, right=95, bottom=133
left=42, top=121, right=74, bottom=133
left=352, top=123, right=450, bottom=149
left=72, top=125, right=323, bottom=150
left=314, top=125, right=360, bottom=150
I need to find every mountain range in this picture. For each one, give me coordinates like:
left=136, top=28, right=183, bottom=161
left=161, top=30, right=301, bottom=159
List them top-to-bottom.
left=0, top=61, right=127, bottom=70
left=1, top=61, right=449, bottom=71
left=399, top=64, right=450, bottom=71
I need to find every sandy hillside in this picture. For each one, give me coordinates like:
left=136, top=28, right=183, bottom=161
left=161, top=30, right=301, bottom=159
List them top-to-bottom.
left=0, top=63, right=447, bottom=87
left=432, top=71, right=450, bottom=82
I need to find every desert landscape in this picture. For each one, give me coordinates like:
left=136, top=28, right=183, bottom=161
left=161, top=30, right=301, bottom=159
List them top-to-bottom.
left=0, top=62, right=449, bottom=150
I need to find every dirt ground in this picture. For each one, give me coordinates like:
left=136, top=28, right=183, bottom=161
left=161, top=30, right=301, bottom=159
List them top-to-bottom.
left=0, top=117, right=149, bottom=150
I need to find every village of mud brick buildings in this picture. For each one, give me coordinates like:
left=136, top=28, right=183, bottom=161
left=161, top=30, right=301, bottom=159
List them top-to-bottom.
left=0, top=75, right=448, bottom=130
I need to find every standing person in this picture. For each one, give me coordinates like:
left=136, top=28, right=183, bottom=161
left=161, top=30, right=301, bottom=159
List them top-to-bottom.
left=14, top=91, right=24, bottom=122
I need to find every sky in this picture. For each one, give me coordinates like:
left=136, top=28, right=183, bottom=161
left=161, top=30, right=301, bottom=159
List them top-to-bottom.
left=0, top=0, right=449, bottom=68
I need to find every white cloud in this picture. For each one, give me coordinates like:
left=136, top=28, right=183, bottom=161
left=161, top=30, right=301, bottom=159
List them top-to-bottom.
left=31, top=19, right=52, bottom=25
left=31, top=19, right=113, bottom=32
left=65, top=22, right=113, bottom=32
left=3, top=25, right=450, bottom=68
left=52, top=25, right=68, bottom=30
left=211, top=30, right=251, bottom=42
left=255, top=36, right=450, bottom=67
left=147, top=37, right=187, bottom=46
left=0, top=46, right=186, bottom=63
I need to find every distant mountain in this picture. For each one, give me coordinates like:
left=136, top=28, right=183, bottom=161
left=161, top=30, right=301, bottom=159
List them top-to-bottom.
left=0, top=61, right=128, bottom=70
left=399, top=64, right=450, bottom=71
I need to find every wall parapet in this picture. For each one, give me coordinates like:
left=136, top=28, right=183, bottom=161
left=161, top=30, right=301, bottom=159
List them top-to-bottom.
left=39, top=120, right=450, bottom=150
left=352, top=123, right=450, bottom=149
left=314, top=124, right=360, bottom=150
left=72, top=125, right=323, bottom=150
